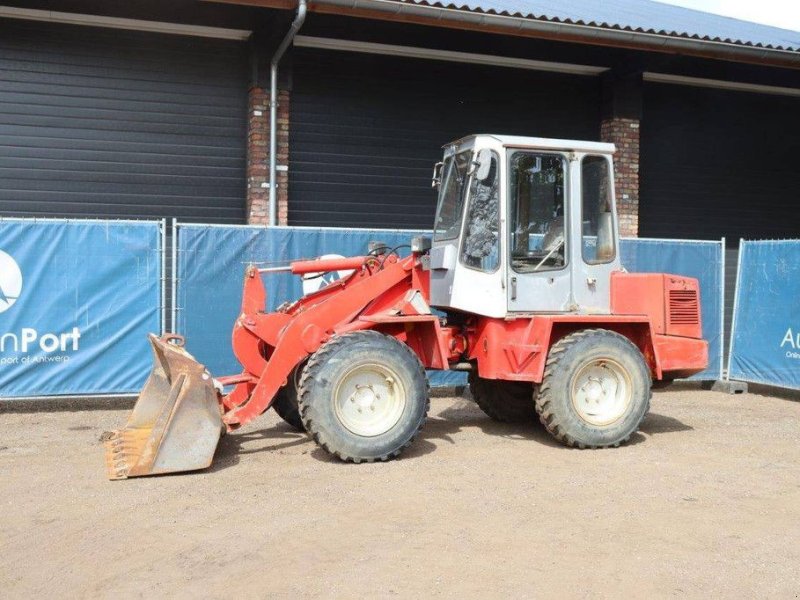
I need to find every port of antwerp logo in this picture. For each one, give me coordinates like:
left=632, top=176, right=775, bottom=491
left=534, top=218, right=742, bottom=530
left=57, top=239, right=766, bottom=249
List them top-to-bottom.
left=0, top=250, right=22, bottom=314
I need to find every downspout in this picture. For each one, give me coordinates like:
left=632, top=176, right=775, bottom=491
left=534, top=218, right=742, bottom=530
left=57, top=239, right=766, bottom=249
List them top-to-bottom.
left=269, top=0, right=307, bottom=226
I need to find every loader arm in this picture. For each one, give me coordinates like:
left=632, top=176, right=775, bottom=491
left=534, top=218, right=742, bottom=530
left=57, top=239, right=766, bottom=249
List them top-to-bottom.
left=103, top=251, right=430, bottom=479
left=222, top=253, right=420, bottom=428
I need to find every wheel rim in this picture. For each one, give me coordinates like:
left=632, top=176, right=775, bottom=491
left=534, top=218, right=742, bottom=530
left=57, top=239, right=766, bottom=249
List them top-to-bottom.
left=570, top=358, right=632, bottom=426
left=333, top=362, right=407, bottom=437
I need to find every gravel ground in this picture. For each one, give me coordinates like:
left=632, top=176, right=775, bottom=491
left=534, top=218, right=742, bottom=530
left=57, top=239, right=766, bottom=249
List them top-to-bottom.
left=1, top=385, right=799, bottom=599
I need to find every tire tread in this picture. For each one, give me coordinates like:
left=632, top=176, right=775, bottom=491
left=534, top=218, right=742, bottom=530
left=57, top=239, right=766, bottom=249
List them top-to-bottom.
left=534, top=328, right=652, bottom=449
left=298, top=330, right=429, bottom=463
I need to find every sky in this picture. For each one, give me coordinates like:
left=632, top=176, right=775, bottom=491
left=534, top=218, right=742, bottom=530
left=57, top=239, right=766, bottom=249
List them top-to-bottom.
left=657, top=0, right=800, bottom=31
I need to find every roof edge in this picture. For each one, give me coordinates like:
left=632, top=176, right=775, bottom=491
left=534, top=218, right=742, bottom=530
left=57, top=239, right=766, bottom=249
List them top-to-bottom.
left=308, top=0, right=800, bottom=69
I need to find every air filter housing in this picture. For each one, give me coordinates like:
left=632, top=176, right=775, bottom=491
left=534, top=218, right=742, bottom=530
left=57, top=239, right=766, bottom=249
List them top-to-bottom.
left=665, top=276, right=702, bottom=338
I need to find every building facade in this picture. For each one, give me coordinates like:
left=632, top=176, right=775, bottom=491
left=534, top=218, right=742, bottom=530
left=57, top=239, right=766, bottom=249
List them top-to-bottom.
left=0, top=0, right=798, bottom=242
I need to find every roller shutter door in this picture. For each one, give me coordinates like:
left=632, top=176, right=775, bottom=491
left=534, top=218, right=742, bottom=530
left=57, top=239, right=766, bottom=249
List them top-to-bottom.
left=0, top=19, right=247, bottom=223
left=289, top=48, right=601, bottom=228
left=640, top=82, right=800, bottom=242
left=640, top=82, right=800, bottom=358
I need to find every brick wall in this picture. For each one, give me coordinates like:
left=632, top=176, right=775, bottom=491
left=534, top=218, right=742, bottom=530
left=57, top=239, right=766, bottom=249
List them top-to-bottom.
left=247, top=86, right=289, bottom=225
left=246, top=88, right=639, bottom=232
left=600, top=117, right=640, bottom=237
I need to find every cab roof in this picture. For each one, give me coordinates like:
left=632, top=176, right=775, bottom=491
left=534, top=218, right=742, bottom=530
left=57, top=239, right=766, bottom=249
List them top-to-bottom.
left=447, top=134, right=616, bottom=155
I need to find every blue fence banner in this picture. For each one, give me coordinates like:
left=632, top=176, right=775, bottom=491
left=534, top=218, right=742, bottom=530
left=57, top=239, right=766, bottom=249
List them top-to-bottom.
left=0, top=219, right=162, bottom=397
left=177, top=225, right=465, bottom=388
left=177, top=226, right=724, bottom=388
left=620, top=238, right=724, bottom=380
left=728, top=240, right=800, bottom=390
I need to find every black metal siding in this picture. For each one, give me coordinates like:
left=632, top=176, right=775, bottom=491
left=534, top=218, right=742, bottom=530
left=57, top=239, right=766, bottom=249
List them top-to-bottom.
left=0, top=19, right=248, bottom=223
left=289, top=48, right=601, bottom=228
left=640, top=82, right=800, bottom=242
left=640, top=82, right=800, bottom=362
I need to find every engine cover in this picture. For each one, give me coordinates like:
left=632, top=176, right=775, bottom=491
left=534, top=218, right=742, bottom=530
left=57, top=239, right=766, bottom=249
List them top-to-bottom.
left=610, top=272, right=702, bottom=339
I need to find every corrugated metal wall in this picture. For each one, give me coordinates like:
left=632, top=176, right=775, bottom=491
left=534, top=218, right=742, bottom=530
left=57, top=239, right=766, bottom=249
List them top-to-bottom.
left=0, top=19, right=248, bottom=222
left=289, top=48, right=601, bottom=228
left=639, top=82, right=800, bottom=242
left=639, top=82, right=800, bottom=364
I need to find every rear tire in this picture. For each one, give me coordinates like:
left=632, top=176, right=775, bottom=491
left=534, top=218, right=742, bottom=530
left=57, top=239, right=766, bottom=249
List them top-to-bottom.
left=535, top=329, right=651, bottom=448
left=298, top=331, right=429, bottom=463
left=468, top=371, right=536, bottom=422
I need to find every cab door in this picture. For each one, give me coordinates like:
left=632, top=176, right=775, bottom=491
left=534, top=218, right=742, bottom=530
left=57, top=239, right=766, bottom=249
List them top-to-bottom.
left=429, top=146, right=472, bottom=309
left=507, top=150, right=573, bottom=313
left=570, top=154, right=621, bottom=313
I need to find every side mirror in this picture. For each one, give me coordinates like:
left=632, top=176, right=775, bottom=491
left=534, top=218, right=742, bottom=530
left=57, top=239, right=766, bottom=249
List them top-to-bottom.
left=474, top=148, right=493, bottom=182
left=431, top=161, right=443, bottom=188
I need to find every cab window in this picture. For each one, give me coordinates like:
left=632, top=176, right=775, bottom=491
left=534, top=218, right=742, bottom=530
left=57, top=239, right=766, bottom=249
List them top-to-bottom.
left=433, top=150, right=472, bottom=241
left=461, top=150, right=500, bottom=272
left=509, top=152, right=567, bottom=273
left=581, top=155, right=616, bottom=264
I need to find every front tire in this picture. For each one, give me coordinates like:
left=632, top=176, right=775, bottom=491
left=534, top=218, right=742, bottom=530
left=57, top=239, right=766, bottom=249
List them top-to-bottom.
left=535, top=329, right=651, bottom=448
left=298, top=331, right=429, bottom=463
left=272, top=363, right=305, bottom=432
left=468, top=371, right=536, bottom=422
left=273, top=391, right=303, bottom=431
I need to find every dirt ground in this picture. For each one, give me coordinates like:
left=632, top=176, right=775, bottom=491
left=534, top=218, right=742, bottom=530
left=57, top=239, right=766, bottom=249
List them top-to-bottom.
left=1, top=385, right=799, bottom=599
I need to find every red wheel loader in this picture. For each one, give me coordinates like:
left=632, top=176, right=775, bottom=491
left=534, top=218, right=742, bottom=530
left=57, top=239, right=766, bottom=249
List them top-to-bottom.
left=104, top=135, right=708, bottom=479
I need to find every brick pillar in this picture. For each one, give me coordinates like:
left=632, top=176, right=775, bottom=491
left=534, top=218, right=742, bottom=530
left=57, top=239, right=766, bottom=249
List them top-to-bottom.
left=246, top=86, right=290, bottom=225
left=274, top=88, right=290, bottom=225
left=601, top=117, right=640, bottom=238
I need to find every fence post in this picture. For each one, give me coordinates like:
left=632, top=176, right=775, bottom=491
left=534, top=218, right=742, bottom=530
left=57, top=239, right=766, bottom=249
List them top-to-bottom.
left=160, top=218, right=167, bottom=335
left=171, top=218, right=178, bottom=334
left=719, top=237, right=725, bottom=380
left=726, top=238, right=745, bottom=380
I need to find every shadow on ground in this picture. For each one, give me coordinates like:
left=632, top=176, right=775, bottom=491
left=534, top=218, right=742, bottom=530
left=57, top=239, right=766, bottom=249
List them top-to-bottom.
left=748, top=383, right=800, bottom=403
left=210, top=397, right=694, bottom=470
left=640, top=412, right=693, bottom=435
left=210, top=422, right=310, bottom=472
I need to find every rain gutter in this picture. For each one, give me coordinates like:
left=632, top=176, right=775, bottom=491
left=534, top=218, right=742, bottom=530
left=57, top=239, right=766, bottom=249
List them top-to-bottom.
left=310, top=0, right=800, bottom=68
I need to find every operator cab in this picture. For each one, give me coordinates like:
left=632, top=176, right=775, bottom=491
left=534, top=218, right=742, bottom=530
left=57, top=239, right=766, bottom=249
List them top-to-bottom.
left=428, top=134, right=621, bottom=318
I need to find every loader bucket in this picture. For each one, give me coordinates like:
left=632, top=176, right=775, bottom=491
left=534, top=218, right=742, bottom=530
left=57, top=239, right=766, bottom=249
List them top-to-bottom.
left=104, top=334, right=223, bottom=480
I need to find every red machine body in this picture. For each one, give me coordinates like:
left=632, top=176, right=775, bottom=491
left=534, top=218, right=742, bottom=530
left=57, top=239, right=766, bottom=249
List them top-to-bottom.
left=105, top=133, right=712, bottom=479
left=219, top=253, right=708, bottom=431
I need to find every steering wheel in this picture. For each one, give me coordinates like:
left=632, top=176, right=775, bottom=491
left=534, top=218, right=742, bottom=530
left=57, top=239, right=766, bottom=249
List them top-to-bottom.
left=533, top=235, right=564, bottom=271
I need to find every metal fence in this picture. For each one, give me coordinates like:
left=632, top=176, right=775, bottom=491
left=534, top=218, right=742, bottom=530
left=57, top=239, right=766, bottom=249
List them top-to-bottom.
left=0, top=218, right=730, bottom=398
left=0, top=218, right=164, bottom=397
left=620, top=237, right=725, bottom=380
left=727, top=239, right=800, bottom=390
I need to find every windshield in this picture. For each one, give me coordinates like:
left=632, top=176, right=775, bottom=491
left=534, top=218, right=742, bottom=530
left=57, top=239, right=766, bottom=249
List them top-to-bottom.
left=433, top=150, right=472, bottom=241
